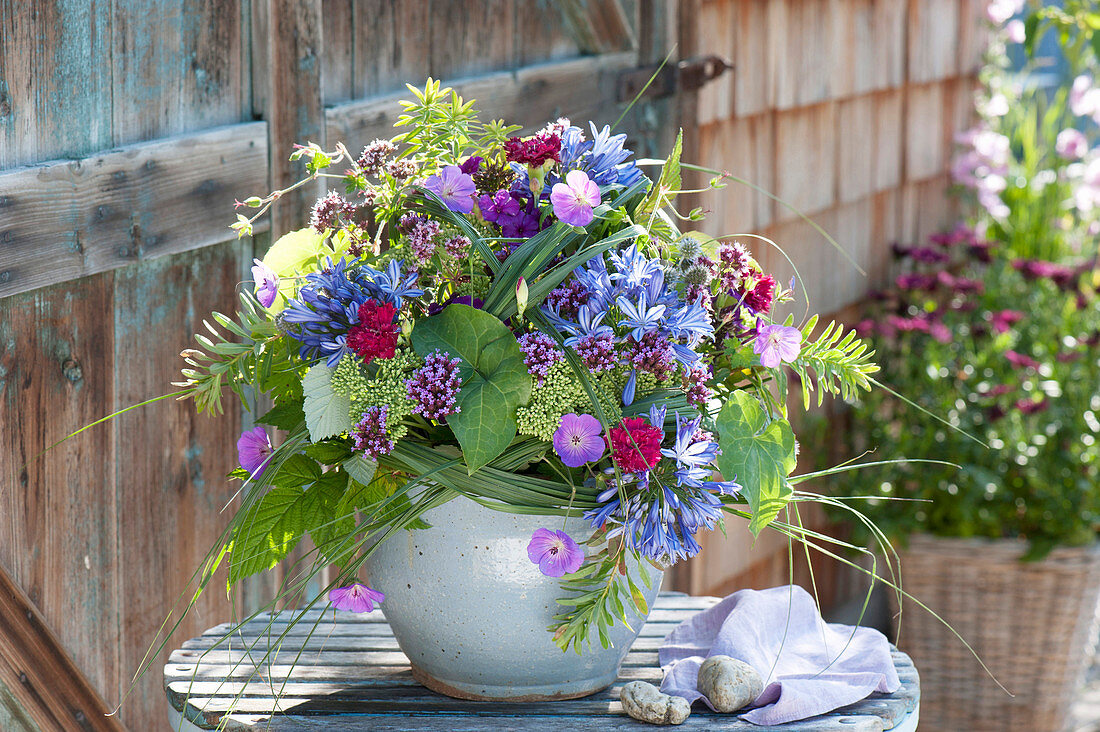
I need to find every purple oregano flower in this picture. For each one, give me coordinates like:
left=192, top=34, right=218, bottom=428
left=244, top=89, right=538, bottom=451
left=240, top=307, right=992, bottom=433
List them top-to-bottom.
left=424, top=165, right=476, bottom=214
left=550, top=170, right=601, bottom=227
left=251, top=258, right=279, bottom=308
left=753, top=324, right=802, bottom=369
left=552, top=412, right=605, bottom=467
left=237, top=426, right=273, bottom=477
left=527, top=528, right=585, bottom=577
left=329, top=582, right=385, bottom=613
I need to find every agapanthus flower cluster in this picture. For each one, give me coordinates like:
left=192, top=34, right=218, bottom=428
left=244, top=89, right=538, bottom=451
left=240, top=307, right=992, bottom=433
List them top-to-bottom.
left=282, top=258, right=422, bottom=366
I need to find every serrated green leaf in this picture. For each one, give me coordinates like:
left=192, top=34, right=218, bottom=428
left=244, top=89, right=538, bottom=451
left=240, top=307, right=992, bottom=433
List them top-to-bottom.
left=410, top=305, right=533, bottom=473
left=302, top=364, right=354, bottom=441
left=716, top=391, right=796, bottom=536
left=257, top=399, right=306, bottom=431
left=304, top=440, right=354, bottom=464
left=272, top=453, right=323, bottom=488
left=229, top=484, right=314, bottom=582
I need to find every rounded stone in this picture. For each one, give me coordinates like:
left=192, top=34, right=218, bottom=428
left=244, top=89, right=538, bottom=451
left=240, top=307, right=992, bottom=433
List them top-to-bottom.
left=697, top=655, right=764, bottom=713
left=620, top=681, right=691, bottom=725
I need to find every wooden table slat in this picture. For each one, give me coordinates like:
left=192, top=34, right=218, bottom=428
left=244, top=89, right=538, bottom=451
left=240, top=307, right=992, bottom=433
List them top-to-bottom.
left=164, top=593, right=919, bottom=732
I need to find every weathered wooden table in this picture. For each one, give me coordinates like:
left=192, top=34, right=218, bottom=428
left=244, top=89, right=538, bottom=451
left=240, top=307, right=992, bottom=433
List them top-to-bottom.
left=165, top=593, right=920, bottom=731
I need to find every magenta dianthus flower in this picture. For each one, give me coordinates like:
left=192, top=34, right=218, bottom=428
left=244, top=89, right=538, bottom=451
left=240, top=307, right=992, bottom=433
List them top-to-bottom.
left=424, top=165, right=476, bottom=214
left=550, top=170, right=601, bottom=227
left=753, top=324, right=801, bottom=369
left=517, top=332, right=564, bottom=385
left=406, top=350, right=463, bottom=421
left=352, top=406, right=395, bottom=457
left=553, top=413, right=605, bottom=468
left=237, top=426, right=273, bottom=477
left=527, top=528, right=584, bottom=577
left=328, top=582, right=385, bottom=613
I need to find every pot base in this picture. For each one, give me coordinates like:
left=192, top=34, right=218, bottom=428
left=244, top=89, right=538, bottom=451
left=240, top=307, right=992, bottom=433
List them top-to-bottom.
left=410, top=662, right=613, bottom=702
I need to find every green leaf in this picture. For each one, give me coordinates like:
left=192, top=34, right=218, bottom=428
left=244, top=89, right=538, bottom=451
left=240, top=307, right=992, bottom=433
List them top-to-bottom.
left=635, top=129, right=682, bottom=217
left=261, top=229, right=328, bottom=313
left=410, top=305, right=533, bottom=473
left=302, top=364, right=354, bottom=441
left=716, top=391, right=796, bottom=536
left=256, top=400, right=306, bottom=431
left=304, top=440, right=354, bottom=464
left=272, top=453, right=323, bottom=488
left=343, top=454, right=377, bottom=485
left=307, top=472, right=356, bottom=566
left=229, top=485, right=312, bottom=582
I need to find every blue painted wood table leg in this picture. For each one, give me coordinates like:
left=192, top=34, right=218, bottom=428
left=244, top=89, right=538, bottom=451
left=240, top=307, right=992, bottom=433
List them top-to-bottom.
left=164, top=593, right=920, bottom=731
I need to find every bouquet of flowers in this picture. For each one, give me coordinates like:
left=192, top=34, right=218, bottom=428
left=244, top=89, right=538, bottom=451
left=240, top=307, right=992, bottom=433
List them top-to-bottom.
left=180, top=80, right=880, bottom=651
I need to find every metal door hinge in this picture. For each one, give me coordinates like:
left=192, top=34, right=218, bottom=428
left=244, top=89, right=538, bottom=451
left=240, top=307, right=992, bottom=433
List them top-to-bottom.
left=616, top=55, right=732, bottom=103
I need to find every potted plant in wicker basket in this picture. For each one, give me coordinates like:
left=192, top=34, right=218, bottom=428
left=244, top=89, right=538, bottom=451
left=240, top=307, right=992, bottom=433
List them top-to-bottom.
left=823, top=7, right=1100, bottom=729
left=151, top=79, right=891, bottom=704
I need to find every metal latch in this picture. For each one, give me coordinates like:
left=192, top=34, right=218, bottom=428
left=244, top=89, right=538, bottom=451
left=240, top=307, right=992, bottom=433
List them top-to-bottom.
left=616, top=55, right=732, bottom=102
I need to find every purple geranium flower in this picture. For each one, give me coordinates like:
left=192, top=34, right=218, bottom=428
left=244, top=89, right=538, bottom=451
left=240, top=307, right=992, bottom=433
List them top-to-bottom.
left=424, top=165, right=476, bottom=214
left=550, top=169, right=601, bottom=227
left=251, top=258, right=279, bottom=308
left=753, top=324, right=801, bottom=369
left=553, top=412, right=605, bottom=467
left=237, top=426, right=273, bottom=477
left=527, top=528, right=585, bottom=577
left=328, top=582, right=385, bottom=613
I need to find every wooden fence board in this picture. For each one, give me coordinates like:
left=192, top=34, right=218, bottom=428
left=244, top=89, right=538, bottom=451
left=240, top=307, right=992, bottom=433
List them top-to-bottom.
left=558, top=0, right=635, bottom=55
left=732, top=0, right=770, bottom=117
left=350, top=1, right=432, bottom=100
left=325, top=53, right=636, bottom=153
left=905, top=82, right=946, bottom=181
left=0, top=122, right=268, bottom=299
left=112, top=243, right=247, bottom=729
left=0, top=274, right=119, bottom=713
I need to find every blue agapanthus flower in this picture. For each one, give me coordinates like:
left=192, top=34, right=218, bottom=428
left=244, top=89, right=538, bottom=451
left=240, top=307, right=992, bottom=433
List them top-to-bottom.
left=558, top=122, right=645, bottom=189
left=282, top=258, right=421, bottom=366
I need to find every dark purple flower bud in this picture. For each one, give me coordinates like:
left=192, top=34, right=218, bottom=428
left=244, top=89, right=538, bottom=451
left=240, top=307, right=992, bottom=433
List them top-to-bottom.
left=459, top=156, right=483, bottom=175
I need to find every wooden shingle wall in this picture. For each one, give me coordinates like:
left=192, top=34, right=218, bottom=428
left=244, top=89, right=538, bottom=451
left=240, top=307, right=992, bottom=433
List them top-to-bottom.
left=678, top=0, right=987, bottom=600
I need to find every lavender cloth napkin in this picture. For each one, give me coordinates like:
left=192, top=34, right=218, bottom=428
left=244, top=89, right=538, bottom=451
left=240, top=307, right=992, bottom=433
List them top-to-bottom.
left=659, top=585, right=900, bottom=726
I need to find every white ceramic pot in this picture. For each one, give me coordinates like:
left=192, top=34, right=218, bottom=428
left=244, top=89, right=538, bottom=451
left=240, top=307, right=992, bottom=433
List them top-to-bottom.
left=363, top=494, right=663, bottom=701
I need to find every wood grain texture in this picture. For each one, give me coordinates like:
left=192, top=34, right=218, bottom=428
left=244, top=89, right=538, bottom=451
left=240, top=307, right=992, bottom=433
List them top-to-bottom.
left=266, top=0, right=324, bottom=239
left=351, top=0, right=432, bottom=99
left=558, top=0, right=636, bottom=54
left=326, top=53, right=636, bottom=154
left=0, top=122, right=268, bottom=299
left=112, top=243, right=247, bottom=729
left=0, top=564, right=126, bottom=732
left=162, top=594, right=921, bottom=731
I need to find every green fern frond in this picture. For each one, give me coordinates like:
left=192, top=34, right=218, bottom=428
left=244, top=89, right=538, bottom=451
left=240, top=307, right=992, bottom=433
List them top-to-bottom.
left=788, top=315, right=880, bottom=408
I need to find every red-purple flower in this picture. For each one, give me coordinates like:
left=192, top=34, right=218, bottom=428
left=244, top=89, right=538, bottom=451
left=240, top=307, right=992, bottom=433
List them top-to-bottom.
left=504, top=132, right=562, bottom=167
left=424, top=165, right=476, bottom=214
left=550, top=170, right=601, bottom=227
left=743, top=275, right=776, bottom=313
left=347, top=299, right=399, bottom=363
left=753, top=324, right=801, bottom=369
left=1005, top=350, right=1040, bottom=370
left=351, top=406, right=395, bottom=457
left=552, top=413, right=605, bottom=468
left=608, top=417, right=664, bottom=473
left=236, top=426, right=273, bottom=477
left=526, top=528, right=584, bottom=577
left=328, top=582, right=385, bottom=613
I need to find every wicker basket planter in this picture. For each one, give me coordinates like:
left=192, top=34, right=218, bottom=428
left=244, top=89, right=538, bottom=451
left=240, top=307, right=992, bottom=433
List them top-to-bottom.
left=890, top=534, right=1100, bottom=731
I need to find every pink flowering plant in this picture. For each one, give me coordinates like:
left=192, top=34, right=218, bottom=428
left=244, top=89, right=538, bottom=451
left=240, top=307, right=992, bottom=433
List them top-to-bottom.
left=951, top=0, right=1100, bottom=261
left=172, top=80, right=881, bottom=652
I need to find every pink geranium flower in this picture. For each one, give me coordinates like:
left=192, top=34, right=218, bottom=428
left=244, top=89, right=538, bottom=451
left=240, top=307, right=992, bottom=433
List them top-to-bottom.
left=424, top=165, right=476, bottom=214
left=550, top=170, right=601, bottom=227
left=251, top=258, right=279, bottom=308
left=753, top=324, right=802, bottom=369
left=236, top=426, right=273, bottom=477
left=527, top=528, right=585, bottom=577
left=329, top=582, right=385, bottom=613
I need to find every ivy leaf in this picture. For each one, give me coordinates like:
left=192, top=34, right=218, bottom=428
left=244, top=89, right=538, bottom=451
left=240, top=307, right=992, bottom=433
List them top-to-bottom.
left=410, top=305, right=533, bottom=473
left=302, top=364, right=353, bottom=441
left=716, top=391, right=797, bottom=536
left=343, top=454, right=377, bottom=485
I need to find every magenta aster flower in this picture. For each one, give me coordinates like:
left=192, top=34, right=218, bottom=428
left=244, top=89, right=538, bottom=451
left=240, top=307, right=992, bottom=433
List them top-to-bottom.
left=424, top=165, right=476, bottom=214
left=550, top=170, right=601, bottom=227
left=251, top=258, right=279, bottom=308
left=753, top=324, right=801, bottom=369
left=553, top=413, right=605, bottom=467
left=237, top=426, right=273, bottom=477
left=527, top=528, right=584, bottom=577
left=328, top=582, right=385, bottom=613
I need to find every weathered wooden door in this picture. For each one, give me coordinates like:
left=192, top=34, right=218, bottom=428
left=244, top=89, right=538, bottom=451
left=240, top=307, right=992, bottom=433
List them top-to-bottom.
left=0, top=2, right=690, bottom=730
